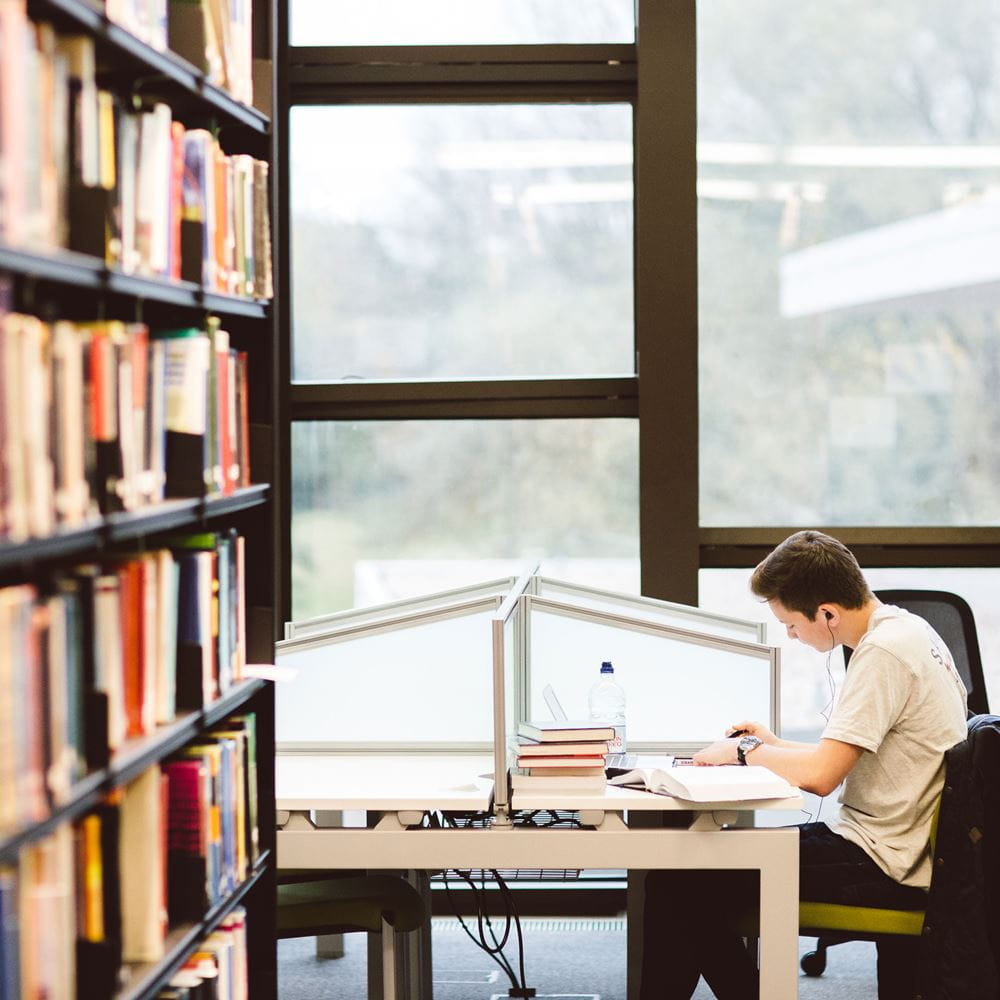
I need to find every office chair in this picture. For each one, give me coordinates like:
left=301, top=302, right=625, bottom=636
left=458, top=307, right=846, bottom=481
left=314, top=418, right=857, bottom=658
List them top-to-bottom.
left=800, top=589, right=989, bottom=979
left=872, top=589, right=989, bottom=715
left=277, top=869, right=429, bottom=1000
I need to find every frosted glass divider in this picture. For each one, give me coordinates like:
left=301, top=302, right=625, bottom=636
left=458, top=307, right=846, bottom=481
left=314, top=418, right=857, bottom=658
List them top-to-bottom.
left=283, top=576, right=516, bottom=640
left=532, top=576, right=766, bottom=643
left=276, top=594, right=502, bottom=752
left=276, top=594, right=502, bottom=656
left=520, top=594, right=781, bottom=751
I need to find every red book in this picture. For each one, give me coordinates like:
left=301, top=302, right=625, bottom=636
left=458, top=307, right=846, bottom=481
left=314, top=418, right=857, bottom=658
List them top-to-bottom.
left=169, top=120, right=185, bottom=280
left=234, top=351, right=249, bottom=488
left=117, top=560, right=144, bottom=739
left=516, top=754, right=605, bottom=767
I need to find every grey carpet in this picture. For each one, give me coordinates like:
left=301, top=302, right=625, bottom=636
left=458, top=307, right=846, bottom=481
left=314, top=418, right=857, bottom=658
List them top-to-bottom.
left=278, top=917, right=877, bottom=999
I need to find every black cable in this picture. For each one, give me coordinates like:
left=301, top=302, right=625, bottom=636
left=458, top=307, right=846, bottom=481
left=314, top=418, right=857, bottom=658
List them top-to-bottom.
left=808, top=616, right=839, bottom=823
left=436, top=813, right=537, bottom=995
left=441, top=868, right=519, bottom=989
left=492, top=869, right=529, bottom=992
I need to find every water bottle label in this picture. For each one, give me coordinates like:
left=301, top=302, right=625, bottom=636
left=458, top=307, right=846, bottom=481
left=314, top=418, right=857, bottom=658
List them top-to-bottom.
left=608, top=727, right=625, bottom=754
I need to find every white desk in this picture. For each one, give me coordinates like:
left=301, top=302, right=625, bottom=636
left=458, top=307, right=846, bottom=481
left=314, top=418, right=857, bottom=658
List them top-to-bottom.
left=277, top=754, right=802, bottom=998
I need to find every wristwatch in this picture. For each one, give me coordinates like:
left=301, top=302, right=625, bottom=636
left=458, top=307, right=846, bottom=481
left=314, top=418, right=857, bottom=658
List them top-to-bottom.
left=737, top=734, right=763, bottom=765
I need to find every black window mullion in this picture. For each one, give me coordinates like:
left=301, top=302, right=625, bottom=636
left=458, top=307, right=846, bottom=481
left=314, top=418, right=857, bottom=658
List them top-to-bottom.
left=635, top=0, right=698, bottom=605
left=290, top=376, right=639, bottom=421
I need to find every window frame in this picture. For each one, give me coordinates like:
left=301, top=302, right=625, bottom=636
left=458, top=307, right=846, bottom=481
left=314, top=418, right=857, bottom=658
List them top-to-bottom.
left=274, top=0, right=1000, bottom=630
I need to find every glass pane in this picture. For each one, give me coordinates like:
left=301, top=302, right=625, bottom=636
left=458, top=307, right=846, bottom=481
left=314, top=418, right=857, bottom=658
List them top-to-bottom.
left=290, top=0, right=634, bottom=46
left=698, top=1, right=1000, bottom=525
left=290, top=104, right=634, bottom=379
left=291, top=419, right=639, bottom=619
left=699, top=567, right=1000, bottom=740
left=534, top=577, right=764, bottom=642
left=526, top=603, right=774, bottom=748
left=275, top=607, right=494, bottom=745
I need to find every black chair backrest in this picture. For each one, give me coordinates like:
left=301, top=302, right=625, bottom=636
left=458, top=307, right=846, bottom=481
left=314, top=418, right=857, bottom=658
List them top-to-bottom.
left=872, top=589, right=989, bottom=715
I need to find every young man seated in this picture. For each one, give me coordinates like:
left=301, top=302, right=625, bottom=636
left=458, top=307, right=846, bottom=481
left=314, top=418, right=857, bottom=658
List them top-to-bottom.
left=640, top=530, right=968, bottom=1000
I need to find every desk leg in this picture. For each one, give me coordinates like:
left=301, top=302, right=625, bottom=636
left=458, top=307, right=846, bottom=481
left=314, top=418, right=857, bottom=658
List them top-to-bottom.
left=313, top=811, right=346, bottom=960
left=625, top=823, right=799, bottom=1000
left=757, top=828, right=799, bottom=998
left=367, top=869, right=433, bottom=1000
left=410, top=871, right=433, bottom=1000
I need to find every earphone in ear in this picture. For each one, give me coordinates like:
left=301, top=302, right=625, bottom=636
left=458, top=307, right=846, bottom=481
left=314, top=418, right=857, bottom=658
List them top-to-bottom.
left=824, top=610, right=833, bottom=620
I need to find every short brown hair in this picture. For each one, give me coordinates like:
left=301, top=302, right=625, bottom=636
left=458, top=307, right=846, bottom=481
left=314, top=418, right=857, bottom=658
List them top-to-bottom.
left=749, top=530, right=872, bottom=620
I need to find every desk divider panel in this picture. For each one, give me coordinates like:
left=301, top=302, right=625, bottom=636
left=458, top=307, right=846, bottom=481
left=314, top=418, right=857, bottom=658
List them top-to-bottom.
left=491, top=568, right=536, bottom=821
left=276, top=573, right=776, bottom=819
left=282, top=576, right=517, bottom=641
left=531, top=577, right=766, bottom=643
left=275, top=593, right=502, bottom=751
left=519, top=595, right=779, bottom=758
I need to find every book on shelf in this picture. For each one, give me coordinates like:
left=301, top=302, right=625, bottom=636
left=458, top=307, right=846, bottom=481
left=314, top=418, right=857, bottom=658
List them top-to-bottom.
left=106, top=0, right=168, bottom=52
left=167, top=0, right=253, bottom=106
left=0, top=9, right=272, bottom=296
left=0, top=533, right=244, bottom=799
left=0, top=584, right=49, bottom=833
left=165, top=718, right=256, bottom=922
left=516, top=719, right=616, bottom=743
left=608, top=763, right=797, bottom=802
left=118, top=765, right=168, bottom=963
left=74, top=806, right=122, bottom=998
left=17, top=825, right=75, bottom=1000
left=0, top=865, right=18, bottom=999
left=170, top=905, right=248, bottom=1000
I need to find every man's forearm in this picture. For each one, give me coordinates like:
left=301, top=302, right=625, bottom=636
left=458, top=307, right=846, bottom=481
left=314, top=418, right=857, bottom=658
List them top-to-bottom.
left=774, top=738, right=819, bottom=751
left=746, top=742, right=848, bottom=797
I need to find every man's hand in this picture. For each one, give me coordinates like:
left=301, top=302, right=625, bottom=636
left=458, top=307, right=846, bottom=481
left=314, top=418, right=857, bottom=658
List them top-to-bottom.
left=725, top=720, right=777, bottom=744
left=693, top=738, right=740, bottom=766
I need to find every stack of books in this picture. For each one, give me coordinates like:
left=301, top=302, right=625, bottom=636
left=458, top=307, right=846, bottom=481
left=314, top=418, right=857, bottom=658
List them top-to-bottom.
left=511, top=720, right=615, bottom=791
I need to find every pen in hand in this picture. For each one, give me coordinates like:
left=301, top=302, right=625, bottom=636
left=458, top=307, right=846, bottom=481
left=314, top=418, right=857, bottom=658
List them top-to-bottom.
left=727, top=728, right=748, bottom=739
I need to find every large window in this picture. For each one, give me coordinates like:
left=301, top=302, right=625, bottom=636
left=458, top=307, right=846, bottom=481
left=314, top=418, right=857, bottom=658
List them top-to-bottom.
left=698, top=0, right=1000, bottom=526
left=289, top=1, right=635, bottom=46
left=282, top=3, right=1000, bottom=671
left=284, top=13, right=643, bottom=618
left=291, top=104, right=634, bottom=380
left=291, top=419, right=638, bottom=619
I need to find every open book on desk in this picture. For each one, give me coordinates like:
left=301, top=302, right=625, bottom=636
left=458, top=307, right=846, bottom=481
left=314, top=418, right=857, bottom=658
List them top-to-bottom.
left=608, top=762, right=797, bottom=802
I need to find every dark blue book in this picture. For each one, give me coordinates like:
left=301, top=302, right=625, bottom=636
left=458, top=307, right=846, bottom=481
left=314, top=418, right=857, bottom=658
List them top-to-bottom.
left=0, top=867, right=20, bottom=1000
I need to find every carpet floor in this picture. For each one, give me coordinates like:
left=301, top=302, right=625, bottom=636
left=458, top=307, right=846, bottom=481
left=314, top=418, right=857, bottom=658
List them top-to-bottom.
left=278, top=917, right=878, bottom=999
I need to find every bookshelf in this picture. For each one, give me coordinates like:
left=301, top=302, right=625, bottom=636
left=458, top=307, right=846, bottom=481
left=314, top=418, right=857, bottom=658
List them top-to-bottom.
left=0, top=1, right=279, bottom=998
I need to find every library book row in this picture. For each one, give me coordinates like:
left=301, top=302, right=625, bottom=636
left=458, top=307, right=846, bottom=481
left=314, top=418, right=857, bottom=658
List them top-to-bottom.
left=105, top=0, right=255, bottom=107
left=0, top=2, right=271, bottom=300
left=1, top=304, right=252, bottom=544
left=0, top=530, right=248, bottom=840
left=0, top=712, right=259, bottom=1000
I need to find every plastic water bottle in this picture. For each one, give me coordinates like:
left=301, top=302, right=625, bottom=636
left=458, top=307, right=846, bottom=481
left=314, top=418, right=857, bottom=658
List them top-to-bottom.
left=588, top=661, right=626, bottom=753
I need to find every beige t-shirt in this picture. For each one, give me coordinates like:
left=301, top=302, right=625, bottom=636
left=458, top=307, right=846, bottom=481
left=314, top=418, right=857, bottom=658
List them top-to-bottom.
left=823, top=604, right=968, bottom=888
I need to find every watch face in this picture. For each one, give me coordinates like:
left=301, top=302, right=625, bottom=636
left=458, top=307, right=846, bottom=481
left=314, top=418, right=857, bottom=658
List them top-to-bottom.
left=738, top=735, right=762, bottom=763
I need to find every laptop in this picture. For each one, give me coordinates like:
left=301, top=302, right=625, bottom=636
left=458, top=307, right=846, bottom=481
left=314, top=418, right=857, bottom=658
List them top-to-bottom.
left=542, top=684, right=640, bottom=771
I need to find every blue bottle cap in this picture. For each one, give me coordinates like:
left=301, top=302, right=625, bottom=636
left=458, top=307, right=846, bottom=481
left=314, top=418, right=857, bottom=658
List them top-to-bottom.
left=600, top=661, right=614, bottom=673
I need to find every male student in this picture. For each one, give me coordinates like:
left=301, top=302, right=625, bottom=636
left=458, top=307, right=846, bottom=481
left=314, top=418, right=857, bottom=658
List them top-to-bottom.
left=639, top=530, right=968, bottom=1000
